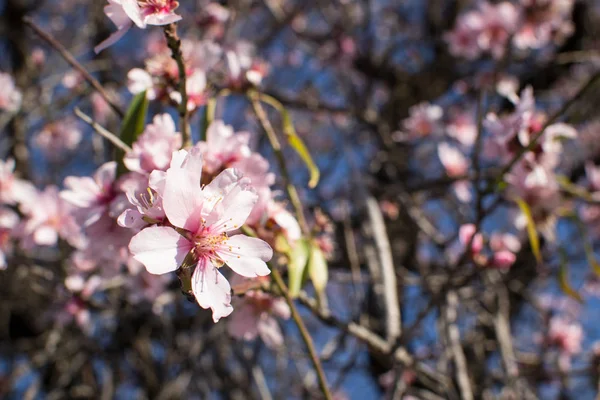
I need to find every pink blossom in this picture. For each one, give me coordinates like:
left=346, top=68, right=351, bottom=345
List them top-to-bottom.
left=95, top=0, right=182, bottom=54
left=513, top=0, right=575, bottom=50
left=445, top=2, right=519, bottom=60
left=225, top=42, right=267, bottom=88
left=127, top=68, right=157, bottom=99
left=0, top=72, right=22, bottom=112
left=394, top=102, right=443, bottom=140
left=446, top=111, right=478, bottom=147
left=124, top=114, right=182, bottom=174
left=34, top=118, right=82, bottom=160
left=199, top=120, right=252, bottom=175
left=438, top=143, right=472, bottom=202
left=438, top=143, right=469, bottom=177
left=129, top=148, right=273, bottom=322
left=0, top=159, right=36, bottom=205
left=61, top=162, right=120, bottom=226
left=18, top=186, right=82, bottom=248
left=0, top=207, right=19, bottom=269
left=459, top=224, right=484, bottom=255
left=489, top=232, right=521, bottom=269
left=228, top=277, right=290, bottom=348
left=547, top=316, right=583, bottom=369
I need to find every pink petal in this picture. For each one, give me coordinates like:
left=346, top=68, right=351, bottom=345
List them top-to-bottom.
left=94, top=22, right=132, bottom=54
left=163, top=166, right=203, bottom=232
left=204, top=170, right=258, bottom=232
left=34, top=226, right=58, bottom=246
left=129, top=226, right=192, bottom=275
left=217, top=235, right=272, bottom=277
left=192, top=259, right=233, bottom=322
left=227, top=301, right=259, bottom=340
left=257, top=316, right=284, bottom=348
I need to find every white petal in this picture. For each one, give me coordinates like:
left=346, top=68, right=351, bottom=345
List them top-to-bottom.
left=129, top=226, right=192, bottom=275
left=217, top=235, right=272, bottom=277
left=192, top=259, right=233, bottom=322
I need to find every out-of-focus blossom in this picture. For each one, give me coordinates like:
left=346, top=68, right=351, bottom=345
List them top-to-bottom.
left=95, top=0, right=182, bottom=54
left=513, top=0, right=575, bottom=50
left=445, top=1, right=519, bottom=60
left=128, top=39, right=221, bottom=110
left=225, top=42, right=268, bottom=89
left=30, top=47, right=46, bottom=68
left=62, top=70, right=84, bottom=90
left=0, top=72, right=22, bottom=113
left=394, top=102, right=443, bottom=141
left=446, top=110, right=478, bottom=147
left=124, top=114, right=181, bottom=174
left=34, top=118, right=83, bottom=160
left=200, top=120, right=252, bottom=175
left=438, top=143, right=472, bottom=202
left=129, top=148, right=273, bottom=322
left=0, top=159, right=36, bottom=205
left=61, top=162, right=120, bottom=226
left=18, top=186, right=82, bottom=248
left=0, top=207, right=19, bottom=269
left=459, top=224, right=484, bottom=255
left=489, top=232, right=521, bottom=269
left=228, top=276, right=290, bottom=348
left=547, top=316, right=583, bottom=370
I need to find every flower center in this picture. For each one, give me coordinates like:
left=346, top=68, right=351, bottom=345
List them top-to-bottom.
left=138, top=0, right=179, bottom=14
left=194, top=228, right=229, bottom=258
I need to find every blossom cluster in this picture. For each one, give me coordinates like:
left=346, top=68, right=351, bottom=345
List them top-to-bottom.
left=445, top=0, right=575, bottom=60
left=127, top=35, right=267, bottom=112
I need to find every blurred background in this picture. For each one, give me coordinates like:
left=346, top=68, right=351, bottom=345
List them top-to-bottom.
left=1, top=0, right=600, bottom=399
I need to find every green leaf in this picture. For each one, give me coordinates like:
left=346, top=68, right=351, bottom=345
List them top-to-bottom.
left=117, top=91, right=148, bottom=175
left=259, top=93, right=320, bottom=188
left=514, top=196, right=542, bottom=264
left=567, top=214, right=600, bottom=276
left=287, top=238, right=310, bottom=298
left=308, top=243, right=328, bottom=295
left=558, top=251, right=584, bottom=303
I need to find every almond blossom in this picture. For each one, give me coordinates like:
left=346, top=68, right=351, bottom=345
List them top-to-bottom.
left=95, top=0, right=182, bottom=54
left=445, top=1, right=519, bottom=60
left=0, top=72, right=22, bottom=112
left=394, top=102, right=443, bottom=141
left=124, top=113, right=182, bottom=174
left=34, top=118, right=83, bottom=160
left=437, top=142, right=472, bottom=202
left=129, top=148, right=273, bottom=322
left=0, top=159, right=36, bottom=205
left=61, top=162, right=121, bottom=226
left=18, top=186, right=82, bottom=249
left=228, top=277, right=290, bottom=348
left=547, top=316, right=583, bottom=370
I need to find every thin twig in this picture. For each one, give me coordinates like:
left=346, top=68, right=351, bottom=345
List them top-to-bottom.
left=23, top=17, right=125, bottom=118
left=164, top=23, right=191, bottom=148
left=249, top=92, right=310, bottom=235
left=74, top=107, right=132, bottom=153
left=365, top=195, right=401, bottom=343
left=270, top=269, right=332, bottom=400
left=445, top=291, right=474, bottom=400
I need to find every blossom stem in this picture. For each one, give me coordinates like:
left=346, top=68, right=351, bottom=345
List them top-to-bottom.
left=23, top=17, right=125, bottom=119
left=164, top=23, right=191, bottom=148
left=249, top=92, right=310, bottom=236
left=270, top=268, right=332, bottom=400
